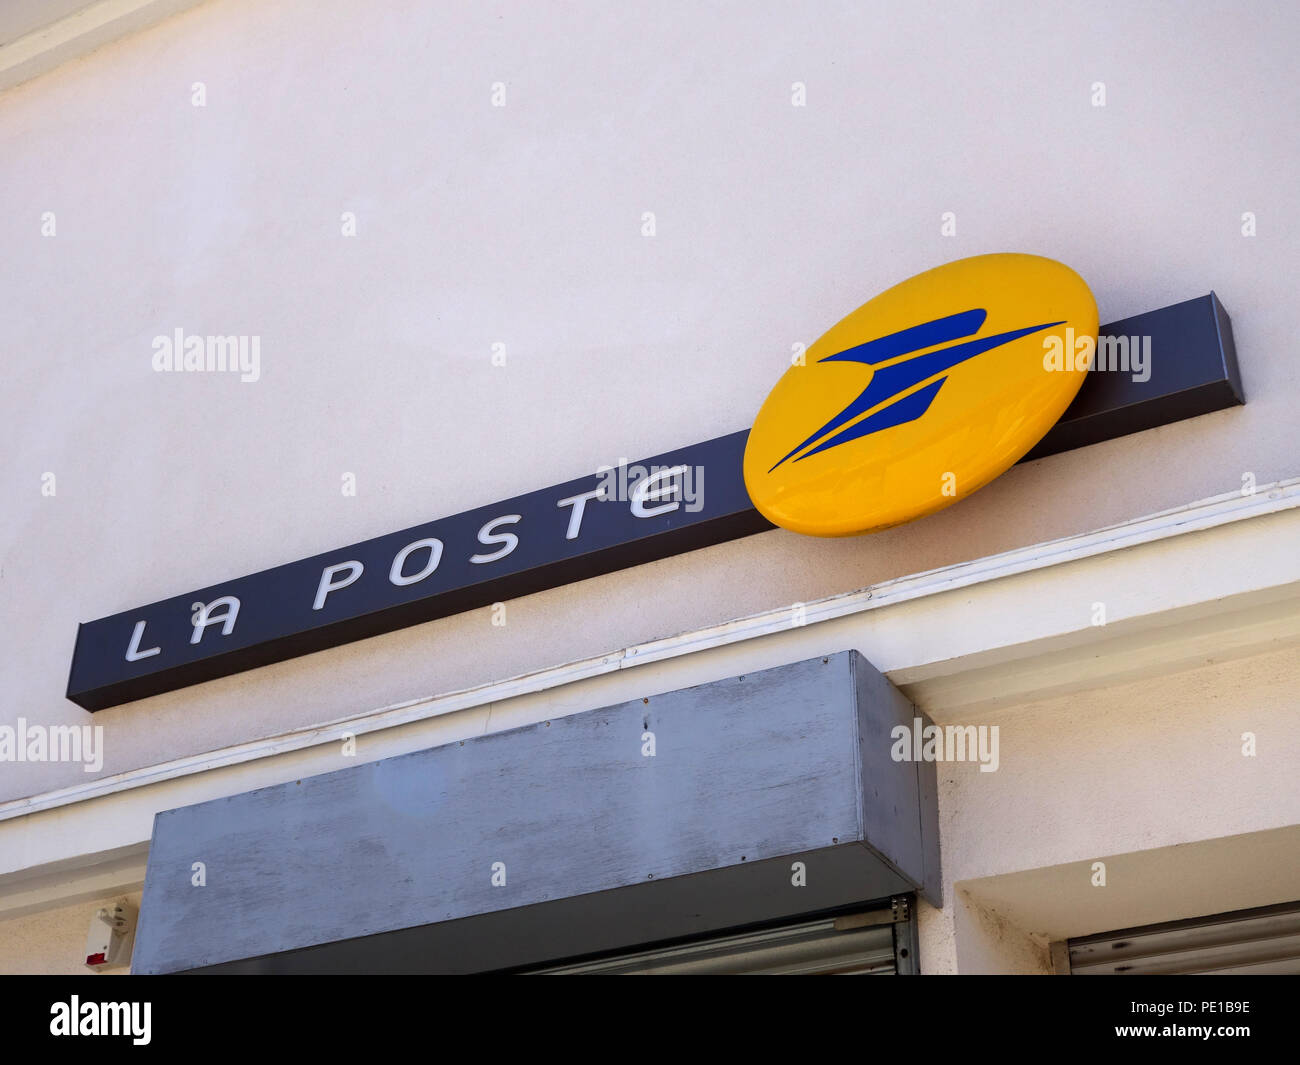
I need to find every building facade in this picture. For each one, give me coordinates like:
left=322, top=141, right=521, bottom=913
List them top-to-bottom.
left=1, top=0, right=1298, bottom=975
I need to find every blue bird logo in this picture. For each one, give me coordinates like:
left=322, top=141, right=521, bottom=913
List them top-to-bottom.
left=769, top=309, right=1063, bottom=472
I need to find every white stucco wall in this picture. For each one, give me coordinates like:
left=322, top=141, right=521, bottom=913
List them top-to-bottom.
left=2, top=0, right=1296, bottom=798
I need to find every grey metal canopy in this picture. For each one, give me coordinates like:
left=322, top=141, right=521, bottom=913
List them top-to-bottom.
left=131, top=650, right=940, bottom=974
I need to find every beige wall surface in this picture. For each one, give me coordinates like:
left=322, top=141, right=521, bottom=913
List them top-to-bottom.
left=2, top=0, right=1298, bottom=800
left=919, top=642, right=1300, bottom=974
left=0, top=890, right=140, bottom=975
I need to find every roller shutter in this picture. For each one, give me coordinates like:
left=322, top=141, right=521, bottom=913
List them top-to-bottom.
left=530, top=897, right=918, bottom=975
left=1068, top=901, right=1300, bottom=974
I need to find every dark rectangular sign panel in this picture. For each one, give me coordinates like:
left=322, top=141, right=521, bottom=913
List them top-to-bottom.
left=1022, top=292, right=1243, bottom=461
left=67, top=294, right=1241, bottom=711
left=67, top=432, right=768, bottom=711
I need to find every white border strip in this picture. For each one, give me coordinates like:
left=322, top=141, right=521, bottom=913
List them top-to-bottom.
left=0, top=0, right=204, bottom=94
left=3, top=478, right=1297, bottom=824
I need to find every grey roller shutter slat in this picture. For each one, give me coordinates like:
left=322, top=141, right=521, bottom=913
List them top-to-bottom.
left=1069, top=901, right=1300, bottom=975
left=532, top=913, right=898, bottom=975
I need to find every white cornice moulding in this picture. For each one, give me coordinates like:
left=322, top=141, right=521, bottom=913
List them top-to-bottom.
left=0, top=0, right=206, bottom=94
left=2, top=477, right=1298, bottom=828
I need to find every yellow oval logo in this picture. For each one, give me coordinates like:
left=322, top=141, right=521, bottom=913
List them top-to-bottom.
left=744, top=253, right=1098, bottom=536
